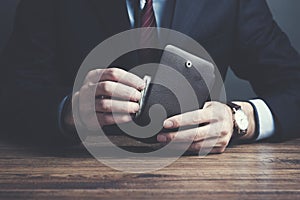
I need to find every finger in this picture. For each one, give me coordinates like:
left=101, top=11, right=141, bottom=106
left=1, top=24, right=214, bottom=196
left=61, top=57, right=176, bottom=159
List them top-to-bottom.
left=85, top=68, right=145, bottom=90
left=101, top=68, right=145, bottom=90
left=95, top=81, right=142, bottom=101
left=78, top=87, right=135, bottom=128
left=95, top=99, right=140, bottom=113
left=203, top=101, right=213, bottom=109
left=163, top=108, right=214, bottom=129
left=80, top=112, right=133, bottom=130
left=158, top=125, right=224, bottom=143
left=155, top=138, right=226, bottom=154
left=188, top=138, right=229, bottom=152
left=209, top=147, right=227, bottom=154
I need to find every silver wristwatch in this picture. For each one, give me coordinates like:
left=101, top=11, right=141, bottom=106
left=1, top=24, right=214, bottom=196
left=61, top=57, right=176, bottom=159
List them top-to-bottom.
left=227, top=102, right=249, bottom=136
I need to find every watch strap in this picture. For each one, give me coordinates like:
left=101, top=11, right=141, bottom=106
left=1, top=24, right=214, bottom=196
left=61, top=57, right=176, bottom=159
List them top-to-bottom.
left=227, top=102, right=247, bottom=137
left=227, top=102, right=241, bottom=112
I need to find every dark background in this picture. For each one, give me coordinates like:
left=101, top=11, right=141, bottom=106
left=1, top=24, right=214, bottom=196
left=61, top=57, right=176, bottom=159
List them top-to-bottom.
left=1, top=0, right=300, bottom=100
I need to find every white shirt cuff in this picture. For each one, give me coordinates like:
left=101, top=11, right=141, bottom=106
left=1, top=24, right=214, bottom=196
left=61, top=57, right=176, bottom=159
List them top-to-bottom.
left=249, top=99, right=275, bottom=141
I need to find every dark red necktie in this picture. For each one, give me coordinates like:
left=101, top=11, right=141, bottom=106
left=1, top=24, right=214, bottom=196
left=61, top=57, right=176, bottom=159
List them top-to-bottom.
left=139, top=0, right=158, bottom=62
left=141, top=0, right=157, bottom=28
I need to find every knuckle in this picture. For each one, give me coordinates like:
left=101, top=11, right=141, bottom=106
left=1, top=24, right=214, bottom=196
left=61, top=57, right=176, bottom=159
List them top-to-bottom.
left=106, top=68, right=119, bottom=81
left=86, top=69, right=102, bottom=83
left=85, top=71, right=94, bottom=81
left=85, top=71, right=93, bottom=82
left=100, top=82, right=111, bottom=95
left=80, top=84, right=89, bottom=93
left=79, top=86, right=93, bottom=101
left=99, top=100, right=110, bottom=112
left=204, top=101, right=213, bottom=108
left=171, top=119, right=179, bottom=128
left=195, top=128, right=203, bottom=140
left=220, top=130, right=229, bottom=137
left=166, top=133, right=175, bottom=141
left=219, top=139, right=229, bottom=147
left=219, top=147, right=226, bottom=153
left=212, top=148, right=224, bottom=154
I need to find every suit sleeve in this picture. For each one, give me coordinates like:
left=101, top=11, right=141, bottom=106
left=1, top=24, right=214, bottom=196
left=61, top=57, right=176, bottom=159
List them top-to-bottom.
left=0, top=0, right=75, bottom=144
left=230, top=0, right=300, bottom=140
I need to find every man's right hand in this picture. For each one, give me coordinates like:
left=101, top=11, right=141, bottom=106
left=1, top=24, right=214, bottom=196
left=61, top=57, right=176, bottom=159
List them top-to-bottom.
left=64, top=68, right=145, bottom=131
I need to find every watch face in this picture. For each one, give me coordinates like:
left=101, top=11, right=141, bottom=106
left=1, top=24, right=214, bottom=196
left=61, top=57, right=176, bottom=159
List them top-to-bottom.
left=235, top=110, right=249, bottom=131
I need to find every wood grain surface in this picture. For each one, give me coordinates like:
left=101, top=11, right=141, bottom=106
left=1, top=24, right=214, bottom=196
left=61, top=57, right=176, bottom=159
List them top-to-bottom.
left=0, top=136, right=299, bottom=200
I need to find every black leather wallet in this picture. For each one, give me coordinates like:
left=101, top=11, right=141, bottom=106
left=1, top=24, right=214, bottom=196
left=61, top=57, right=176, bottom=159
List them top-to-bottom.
left=132, top=45, right=216, bottom=143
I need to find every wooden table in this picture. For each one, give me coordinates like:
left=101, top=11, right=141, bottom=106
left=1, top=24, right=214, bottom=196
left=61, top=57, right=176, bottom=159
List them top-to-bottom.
left=0, top=136, right=300, bottom=200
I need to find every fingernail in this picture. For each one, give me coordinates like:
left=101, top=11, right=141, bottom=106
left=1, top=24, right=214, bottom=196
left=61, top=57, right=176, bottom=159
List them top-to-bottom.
left=138, top=82, right=146, bottom=90
left=134, top=91, right=142, bottom=101
left=133, top=103, right=140, bottom=112
left=163, top=120, right=174, bottom=128
left=157, top=135, right=167, bottom=143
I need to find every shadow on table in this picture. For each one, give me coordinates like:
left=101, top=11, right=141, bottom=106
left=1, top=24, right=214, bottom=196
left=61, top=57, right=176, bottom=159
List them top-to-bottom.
left=0, top=132, right=235, bottom=159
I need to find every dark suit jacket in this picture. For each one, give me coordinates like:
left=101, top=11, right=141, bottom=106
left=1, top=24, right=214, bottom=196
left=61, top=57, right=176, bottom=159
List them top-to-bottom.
left=1, top=0, right=300, bottom=144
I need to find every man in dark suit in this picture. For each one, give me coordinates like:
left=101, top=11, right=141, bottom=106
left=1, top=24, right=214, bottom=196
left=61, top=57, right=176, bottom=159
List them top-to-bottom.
left=1, top=0, right=300, bottom=153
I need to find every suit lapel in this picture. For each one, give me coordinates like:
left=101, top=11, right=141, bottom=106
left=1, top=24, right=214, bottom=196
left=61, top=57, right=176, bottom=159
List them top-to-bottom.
left=89, top=0, right=131, bottom=35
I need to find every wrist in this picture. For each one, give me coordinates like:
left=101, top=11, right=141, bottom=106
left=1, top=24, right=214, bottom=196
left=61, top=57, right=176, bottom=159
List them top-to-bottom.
left=232, top=101, right=256, bottom=141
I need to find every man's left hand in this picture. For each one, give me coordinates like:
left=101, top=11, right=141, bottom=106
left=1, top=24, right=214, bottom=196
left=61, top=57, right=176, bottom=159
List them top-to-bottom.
left=157, top=101, right=256, bottom=154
